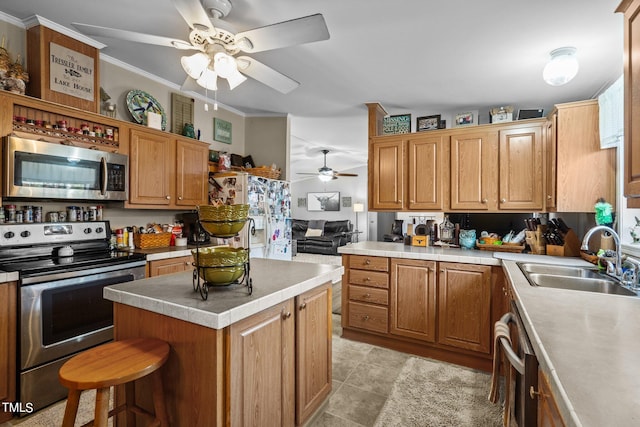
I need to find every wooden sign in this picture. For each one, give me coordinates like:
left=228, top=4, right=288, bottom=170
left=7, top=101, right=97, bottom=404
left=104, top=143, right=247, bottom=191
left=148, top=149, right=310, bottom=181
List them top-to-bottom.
left=27, top=25, right=100, bottom=112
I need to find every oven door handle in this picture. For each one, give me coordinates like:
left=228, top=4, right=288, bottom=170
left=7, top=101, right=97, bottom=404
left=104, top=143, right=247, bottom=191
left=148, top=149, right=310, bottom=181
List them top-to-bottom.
left=100, top=157, right=107, bottom=196
left=497, top=312, right=526, bottom=374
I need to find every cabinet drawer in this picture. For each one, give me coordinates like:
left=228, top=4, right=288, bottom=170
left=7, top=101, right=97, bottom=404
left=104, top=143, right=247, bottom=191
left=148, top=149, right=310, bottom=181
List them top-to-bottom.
left=349, top=255, right=389, bottom=272
left=348, top=269, right=389, bottom=289
left=348, top=285, right=389, bottom=305
left=348, top=301, right=388, bottom=334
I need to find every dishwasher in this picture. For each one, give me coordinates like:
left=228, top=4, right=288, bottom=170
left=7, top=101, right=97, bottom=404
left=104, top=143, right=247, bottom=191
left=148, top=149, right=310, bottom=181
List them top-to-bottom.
left=494, top=301, right=538, bottom=426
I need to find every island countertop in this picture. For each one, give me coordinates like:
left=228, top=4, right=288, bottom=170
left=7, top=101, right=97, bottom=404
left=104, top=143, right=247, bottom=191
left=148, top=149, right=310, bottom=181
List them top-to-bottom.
left=104, top=257, right=343, bottom=329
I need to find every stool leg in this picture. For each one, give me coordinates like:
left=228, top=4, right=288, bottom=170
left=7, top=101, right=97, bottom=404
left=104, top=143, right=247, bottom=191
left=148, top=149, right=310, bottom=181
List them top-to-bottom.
left=151, top=370, right=169, bottom=427
left=125, top=382, right=136, bottom=426
left=94, top=387, right=110, bottom=427
left=61, top=389, right=81, bottom=427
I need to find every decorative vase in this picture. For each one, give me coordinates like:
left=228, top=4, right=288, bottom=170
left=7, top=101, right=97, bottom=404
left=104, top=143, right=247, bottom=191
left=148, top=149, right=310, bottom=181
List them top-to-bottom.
left=631, top=216, right=640, bottom=244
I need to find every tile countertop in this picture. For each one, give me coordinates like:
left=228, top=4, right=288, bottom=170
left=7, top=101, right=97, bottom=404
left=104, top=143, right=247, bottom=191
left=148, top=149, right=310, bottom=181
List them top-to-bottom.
left=340, top=241, right=639, bottom=427
left=130, top=243, right=222, bottom=261
left=104, top=258, right=344, bottom=330
left=0, top=271, right=19, bottom=282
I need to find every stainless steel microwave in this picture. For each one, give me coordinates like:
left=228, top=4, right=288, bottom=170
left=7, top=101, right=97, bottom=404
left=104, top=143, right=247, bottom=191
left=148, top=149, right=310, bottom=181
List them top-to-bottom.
left=3, top=135, right=128, bottom=201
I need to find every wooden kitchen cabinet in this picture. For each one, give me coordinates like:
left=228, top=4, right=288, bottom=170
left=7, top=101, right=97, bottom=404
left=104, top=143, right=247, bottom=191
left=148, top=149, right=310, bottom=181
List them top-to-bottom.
left=619, top=0, right=640, bottom=202
left=548, top=100, right=616, bottom=211
left=498, top=123, right=544, bottom=210
left=128, top=128, right=209, bottom=209
left=449, top=128, right=499, bottom=210
left=407, top=134, right=447, bottom=210
left=370, top=136, right=405, bottom=210
left=147, top=255, right=193, bottom=277
left=343, top=255, right=390, bottom=334
left=390, top=259, right=436, bottom=342
left=437, top=262, right=491, bottom=354
left=0, top=281, right=17, bottom=423
left=295, top=282, right=332, bottom=425
left=230, top=299, right=295, bottom=427
left=536, top=368, right=566, bottom=427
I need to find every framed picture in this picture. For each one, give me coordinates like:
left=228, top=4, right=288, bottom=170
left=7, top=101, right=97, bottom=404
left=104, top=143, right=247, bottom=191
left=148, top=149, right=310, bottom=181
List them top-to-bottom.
left=453, top=110, right=479, bottom=127
left=383, top=114, right=411, bottom=134
left=416, top=115, right=441, bottom=131
left=214, top=118, right=232, bottom=144
left=307, top=192, right=340, bottom=211
left=342, top=196, right=352, bottom=208
left=297, top=197, right=307, bottom=208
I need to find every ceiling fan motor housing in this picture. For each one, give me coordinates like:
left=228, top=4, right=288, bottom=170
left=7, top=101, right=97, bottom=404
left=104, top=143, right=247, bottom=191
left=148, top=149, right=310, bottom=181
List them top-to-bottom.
left=202, top=0, right=232, bottom=19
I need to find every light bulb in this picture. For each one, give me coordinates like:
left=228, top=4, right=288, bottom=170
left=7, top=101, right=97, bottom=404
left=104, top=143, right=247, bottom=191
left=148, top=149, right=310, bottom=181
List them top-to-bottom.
left=543, top=47, right=579, bottom=86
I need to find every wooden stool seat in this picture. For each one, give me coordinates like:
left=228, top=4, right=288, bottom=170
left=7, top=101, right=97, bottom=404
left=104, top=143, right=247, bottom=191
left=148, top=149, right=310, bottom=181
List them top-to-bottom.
left=59, top=337, right=170, bottom=427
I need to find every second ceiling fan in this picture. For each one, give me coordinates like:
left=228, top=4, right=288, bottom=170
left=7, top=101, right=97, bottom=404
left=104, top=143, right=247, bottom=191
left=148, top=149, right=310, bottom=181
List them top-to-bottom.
left=298, top=150, right=359, bottom=181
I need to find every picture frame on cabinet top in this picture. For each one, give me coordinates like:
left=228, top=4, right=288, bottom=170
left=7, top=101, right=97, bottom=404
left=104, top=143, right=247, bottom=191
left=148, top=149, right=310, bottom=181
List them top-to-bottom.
left=453, top=110, right=479, bottom=127
left=383, top=114, right=411, bottom=134
left=416, top=115, right=441, bottom=131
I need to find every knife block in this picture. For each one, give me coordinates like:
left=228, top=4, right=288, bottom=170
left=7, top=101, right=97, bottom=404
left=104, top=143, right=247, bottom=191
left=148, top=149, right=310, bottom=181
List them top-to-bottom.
left=525, top=225, right=546, bottom=255
left=546, top=229, right=581, bottom=257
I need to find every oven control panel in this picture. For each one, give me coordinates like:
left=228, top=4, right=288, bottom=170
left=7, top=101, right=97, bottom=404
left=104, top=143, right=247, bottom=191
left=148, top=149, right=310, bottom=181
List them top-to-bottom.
left=0, top=221, right=109, bottom=246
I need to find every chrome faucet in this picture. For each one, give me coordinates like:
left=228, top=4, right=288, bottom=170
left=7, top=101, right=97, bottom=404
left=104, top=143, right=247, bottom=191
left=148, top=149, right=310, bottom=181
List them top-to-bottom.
left=581, top=225, right=622, bottom=278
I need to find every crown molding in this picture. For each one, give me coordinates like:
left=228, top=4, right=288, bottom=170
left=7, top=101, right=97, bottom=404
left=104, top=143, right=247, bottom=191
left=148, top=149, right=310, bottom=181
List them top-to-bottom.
left=0, top=11, right=25, bottom=28
left=22, top=15, right=106, bottom=49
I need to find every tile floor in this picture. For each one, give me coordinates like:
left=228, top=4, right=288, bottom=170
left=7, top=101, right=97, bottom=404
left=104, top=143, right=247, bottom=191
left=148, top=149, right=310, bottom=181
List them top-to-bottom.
left=306, top=314, right=411, bottom=427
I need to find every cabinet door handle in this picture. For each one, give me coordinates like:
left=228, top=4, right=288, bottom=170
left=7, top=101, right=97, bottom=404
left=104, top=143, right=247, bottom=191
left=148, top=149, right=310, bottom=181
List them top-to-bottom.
left=166, top=195, right=171, bottom=200
left=547, top=195, right=552, bottom=200
left=178, top=196, right=183, bottom=200
left=482, top=198, right=488, bottom=204
left=500, top=198, right=506, bottom=203
left=365, top=259, right=371, bottom=265
left=364, top=277, right=371, bottom=282
left=364, top=293, right=371, bottom=298
left=299, top=302, right=307, bottom=310
left=282, top=311, right=292, bottom=319
left=362, top=315, right=370, bottom=321
left=529, top=386, right=544, bottom=400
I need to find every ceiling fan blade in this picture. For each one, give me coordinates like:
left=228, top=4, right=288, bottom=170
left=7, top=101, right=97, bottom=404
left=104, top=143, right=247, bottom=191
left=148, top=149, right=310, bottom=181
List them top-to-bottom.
left=172, top=0, right=215, bottom=31
left=234, top=13, right=329, bottom=54
left=72, top=23, right=195, bottom=50
left=236, top=56, right=299, bottom=94
left=296, top=172, right=321, bottom=175
left=335, top=173, right=358, bottom=177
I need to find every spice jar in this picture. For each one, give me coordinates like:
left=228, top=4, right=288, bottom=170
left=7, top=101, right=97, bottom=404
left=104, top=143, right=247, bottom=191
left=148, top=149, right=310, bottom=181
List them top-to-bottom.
left=93, top=126, right=103, bottom=138
left=5, top=205, right=16, bottom=223
left=22, top=205, right=33, bottom=223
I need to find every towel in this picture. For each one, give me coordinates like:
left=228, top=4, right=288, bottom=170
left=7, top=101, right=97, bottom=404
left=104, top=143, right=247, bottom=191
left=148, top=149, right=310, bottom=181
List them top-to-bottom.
left=489, top=318, right=513, bottom=426
left=489, top=319, right=511, bottom=402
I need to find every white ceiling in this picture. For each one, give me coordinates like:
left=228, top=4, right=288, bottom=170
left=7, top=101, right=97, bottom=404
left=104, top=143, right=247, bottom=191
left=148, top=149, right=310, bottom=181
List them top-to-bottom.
left=0, top=0, right=624, bottom=182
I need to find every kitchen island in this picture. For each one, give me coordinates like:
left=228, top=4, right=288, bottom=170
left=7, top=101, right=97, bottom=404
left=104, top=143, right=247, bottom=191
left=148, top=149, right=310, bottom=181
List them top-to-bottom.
left=339, top=241, right=639, bottom=427
left=104, top=258, right=343, bottom=427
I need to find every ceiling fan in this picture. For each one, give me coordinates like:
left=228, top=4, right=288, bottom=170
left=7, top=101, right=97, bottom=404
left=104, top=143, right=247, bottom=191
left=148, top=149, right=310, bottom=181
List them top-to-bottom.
left=72, top=0, right=330, bottom=94
left=298, top=150, right=359, bottom=181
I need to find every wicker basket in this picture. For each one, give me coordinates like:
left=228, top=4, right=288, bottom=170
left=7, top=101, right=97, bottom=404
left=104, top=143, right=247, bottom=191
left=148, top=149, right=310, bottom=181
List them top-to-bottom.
left=246, top=166, right=281, bottom=179
left=133, top=232, right=172, bottom=249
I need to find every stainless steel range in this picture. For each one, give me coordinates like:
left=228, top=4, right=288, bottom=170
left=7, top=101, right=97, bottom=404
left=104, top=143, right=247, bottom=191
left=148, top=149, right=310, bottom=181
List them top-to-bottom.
left=0, top=221, right=146, bottom=413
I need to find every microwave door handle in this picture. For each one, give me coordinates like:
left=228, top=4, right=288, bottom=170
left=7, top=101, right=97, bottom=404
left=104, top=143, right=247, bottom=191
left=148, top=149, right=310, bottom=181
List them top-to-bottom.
left=100, top=157, right=107, bottom=195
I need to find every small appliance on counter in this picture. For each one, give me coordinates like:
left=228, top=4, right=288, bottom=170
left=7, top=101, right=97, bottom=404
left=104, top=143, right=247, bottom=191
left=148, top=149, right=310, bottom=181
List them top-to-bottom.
left=177, top=211, right=210, bottom=244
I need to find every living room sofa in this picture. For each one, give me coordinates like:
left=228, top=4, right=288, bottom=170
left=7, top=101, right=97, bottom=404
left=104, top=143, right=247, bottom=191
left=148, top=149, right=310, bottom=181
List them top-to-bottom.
left=292, top=219, right=353, bottom=256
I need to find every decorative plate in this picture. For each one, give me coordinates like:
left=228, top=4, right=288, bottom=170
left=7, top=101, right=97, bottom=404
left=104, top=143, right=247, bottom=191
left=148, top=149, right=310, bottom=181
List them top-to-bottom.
left=125, top=89, right=167, bottom=130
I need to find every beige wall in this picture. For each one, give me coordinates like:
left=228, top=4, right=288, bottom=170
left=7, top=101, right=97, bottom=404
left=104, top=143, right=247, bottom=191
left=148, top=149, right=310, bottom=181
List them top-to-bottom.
left=245, top=115, right=289, bottom=178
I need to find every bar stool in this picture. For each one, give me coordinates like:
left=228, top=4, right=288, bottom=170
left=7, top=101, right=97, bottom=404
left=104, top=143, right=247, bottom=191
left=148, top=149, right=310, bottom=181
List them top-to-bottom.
left=59, top=337, right=170, bottom=427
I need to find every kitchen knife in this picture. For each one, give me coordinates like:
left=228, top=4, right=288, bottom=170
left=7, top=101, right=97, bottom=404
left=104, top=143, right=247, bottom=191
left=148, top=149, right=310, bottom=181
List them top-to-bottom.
left=557, top=218, right=570, bottom=234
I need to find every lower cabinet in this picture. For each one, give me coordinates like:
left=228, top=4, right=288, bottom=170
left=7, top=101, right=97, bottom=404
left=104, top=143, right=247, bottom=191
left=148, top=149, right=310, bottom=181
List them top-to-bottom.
left=147, top=255, right=193, bottom=277
left=342, top=255, right=498, bottom=370
left=390, top=259, right=436, bottom=342
left=437, top=262, right=492, bottom=354
left=0, top=282, right=17, bottom=423
left=229, top=282, right=333, bottom=427
left=295, top=283, right=332, bottom=425
left=230, top=299, right=296, bottom=427
left=536, top=368, right=566, bottom=427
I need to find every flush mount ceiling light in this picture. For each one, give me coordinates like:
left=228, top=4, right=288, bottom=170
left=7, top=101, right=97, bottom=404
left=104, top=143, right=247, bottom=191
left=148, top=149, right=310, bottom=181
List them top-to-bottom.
left=543, top=47, right=579, bottom=86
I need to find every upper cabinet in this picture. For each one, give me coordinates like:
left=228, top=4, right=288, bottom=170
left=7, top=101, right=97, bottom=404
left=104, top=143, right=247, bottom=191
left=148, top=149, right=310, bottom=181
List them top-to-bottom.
left=618, top=0, right=640, bottom=205
left=548, top=100, right=616, bottom=212
left=367, top=102, right=614, bottom=213
left=128, top=128, right=209, bottom=209
left=449, top=129, right=498, bottom=211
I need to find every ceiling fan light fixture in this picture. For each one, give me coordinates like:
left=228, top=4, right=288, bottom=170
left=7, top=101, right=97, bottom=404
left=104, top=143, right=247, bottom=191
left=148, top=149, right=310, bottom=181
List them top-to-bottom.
left=543, top=47, right=579, bottom=86
left=181, top=52, right=210, bottom=79
left=213, top=52, right=237, bottom=78
left=196, top=66, right=218, bottom=90
left=226, top=70, right=247, bottom=90
left=318, top=174, right=333, bottom=182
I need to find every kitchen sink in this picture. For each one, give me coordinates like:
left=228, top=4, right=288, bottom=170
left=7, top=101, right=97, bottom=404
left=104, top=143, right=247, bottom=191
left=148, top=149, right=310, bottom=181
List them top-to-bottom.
left=518, top=263, right=639, bottom=297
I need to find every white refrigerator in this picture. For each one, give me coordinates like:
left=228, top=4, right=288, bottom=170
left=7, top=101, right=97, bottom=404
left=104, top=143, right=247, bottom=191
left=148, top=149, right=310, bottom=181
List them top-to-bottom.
left=209, top=172, right=292, bottom=260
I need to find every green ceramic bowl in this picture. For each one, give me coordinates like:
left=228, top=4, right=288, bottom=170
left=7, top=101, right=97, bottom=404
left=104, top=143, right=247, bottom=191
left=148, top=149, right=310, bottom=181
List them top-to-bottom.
left=197, top=204, right=249, bottom=222
left=199, top=220, right=246, bottom=237
left=191, top=247, right=248, bottom=267
left=198, top=264, right=245, bottom=285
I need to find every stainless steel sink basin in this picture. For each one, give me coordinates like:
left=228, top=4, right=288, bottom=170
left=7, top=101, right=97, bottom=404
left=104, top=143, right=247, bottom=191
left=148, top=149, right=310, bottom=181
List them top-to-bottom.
left=518, top=262, right=638, bottom=297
